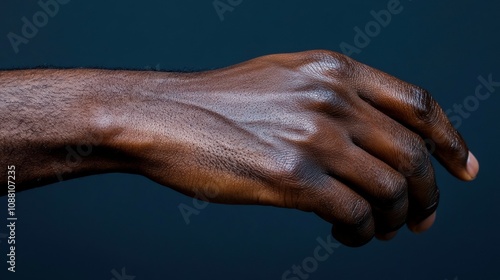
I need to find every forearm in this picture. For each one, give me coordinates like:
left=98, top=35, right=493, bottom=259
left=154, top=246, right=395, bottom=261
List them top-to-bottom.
left=0, top=69, right=185, bottom=193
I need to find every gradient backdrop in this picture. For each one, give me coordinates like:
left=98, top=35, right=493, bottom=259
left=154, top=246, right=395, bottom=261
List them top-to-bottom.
left=1, top=0, right=499, bottom=279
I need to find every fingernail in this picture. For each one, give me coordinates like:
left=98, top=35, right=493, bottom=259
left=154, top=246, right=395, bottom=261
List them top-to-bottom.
left=466, top=151, right=479, bottom=180
left=409, top=212, right=436, bottom=234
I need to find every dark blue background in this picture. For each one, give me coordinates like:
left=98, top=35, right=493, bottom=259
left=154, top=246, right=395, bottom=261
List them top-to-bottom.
left=1, top=0, right=499, bottom=279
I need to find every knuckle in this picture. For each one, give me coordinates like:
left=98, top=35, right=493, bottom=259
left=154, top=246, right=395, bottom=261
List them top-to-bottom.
left=301, top=50, right=354, bottom=77
left=295, top=82, right=355, bottom=116
left=301, top=83, right=337, bottom=105
left=409, top=86, right=436, bottom=123
left=274, top=115, right=323, bottom=146
left=446, top=135, right=468, bottom=160
left=402, top=139, right=430, bottom=176
left=408, top=144, right=428, bottom=163
left=264, top=152, right=322, bottom=210
left=266, top=152, right=310, bottom=185
left=410, top=153, right=431, bottom=177
left=376, top=174, right=408, bottom=210
left=345, top=199, right=372, bottom=229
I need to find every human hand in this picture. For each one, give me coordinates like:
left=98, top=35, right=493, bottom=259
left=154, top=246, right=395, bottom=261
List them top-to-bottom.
left=126, top=50, right=479, bottom=246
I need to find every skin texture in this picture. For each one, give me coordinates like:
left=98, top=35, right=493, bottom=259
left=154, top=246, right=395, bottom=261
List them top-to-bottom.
left=0, top=50, right=479, bottom=247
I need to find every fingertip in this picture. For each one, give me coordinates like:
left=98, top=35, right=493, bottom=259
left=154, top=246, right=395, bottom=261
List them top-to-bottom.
left=466, top=151, right=479, bottom=180
left=408, top=211, right=436, bottom=234
left=331, top=220, right=375, bottom=247
left=375, top=230, right=398, bottom=241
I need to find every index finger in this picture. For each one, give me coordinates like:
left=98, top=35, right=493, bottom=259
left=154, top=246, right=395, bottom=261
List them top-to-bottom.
left=349, top=61, right=479, bottom=181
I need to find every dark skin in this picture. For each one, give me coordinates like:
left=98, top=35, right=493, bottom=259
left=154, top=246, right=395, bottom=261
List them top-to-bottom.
left=0, top=50, right=479, bottom=247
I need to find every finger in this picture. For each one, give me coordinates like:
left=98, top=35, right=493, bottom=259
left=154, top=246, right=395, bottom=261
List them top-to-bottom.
left=350, top=62, right=478, bottom=181
left=350, top=106, right=439, bottom=229
left=320, top=144, right=408, bottom=235
left=305, top=175, right=375, bottom=247
left=407, top=211, right=436, bottom=233
left=375, top=230, right=398, bottom=241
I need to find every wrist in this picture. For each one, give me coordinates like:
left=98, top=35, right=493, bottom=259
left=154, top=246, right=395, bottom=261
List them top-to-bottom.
left=92, top=70, right=198, bottom=178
